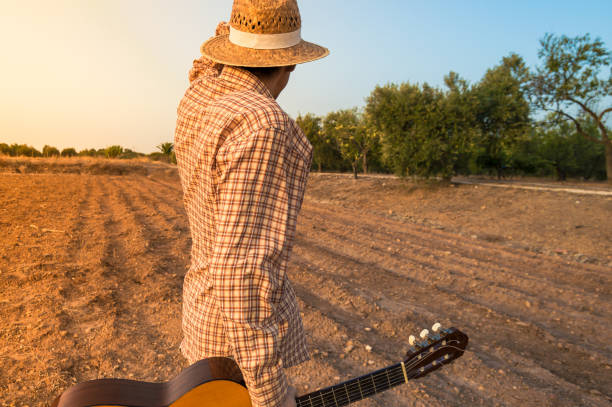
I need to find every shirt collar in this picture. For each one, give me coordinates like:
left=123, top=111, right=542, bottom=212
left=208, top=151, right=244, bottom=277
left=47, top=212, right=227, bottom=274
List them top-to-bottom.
left=219, top=65, right=274, bottom=100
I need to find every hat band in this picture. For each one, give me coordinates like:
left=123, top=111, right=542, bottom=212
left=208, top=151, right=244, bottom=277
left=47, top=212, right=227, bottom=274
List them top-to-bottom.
left=229, top=26, right=302, bottom=50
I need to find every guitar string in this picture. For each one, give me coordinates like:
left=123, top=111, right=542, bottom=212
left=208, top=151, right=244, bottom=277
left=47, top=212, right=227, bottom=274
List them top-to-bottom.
left=296, top=339, right=465, bottom=407
left=296, top=342, right=463, bottom=407
left=312, top=342, right=457, bottom=403
left=297, top=347, right=453, bottom=407
left=299, top=356, right=458, bottom=407
left=297, top=364, right=444, bottom=407
left=296, top=369, right=407, bottom=407
left=296, top=371, right=404, bottom=407
left=296, top=373, right=407, bottom=407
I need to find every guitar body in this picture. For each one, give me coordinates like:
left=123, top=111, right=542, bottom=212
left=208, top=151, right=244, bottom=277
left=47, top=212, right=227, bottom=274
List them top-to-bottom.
left=52, top=357, right=252, bottom=407
left=169, top=380, right=250, bottom=407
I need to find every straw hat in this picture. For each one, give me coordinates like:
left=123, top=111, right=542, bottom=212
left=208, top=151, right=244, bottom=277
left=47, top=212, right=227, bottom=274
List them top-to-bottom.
left=201, top=0, right=329, bottom=67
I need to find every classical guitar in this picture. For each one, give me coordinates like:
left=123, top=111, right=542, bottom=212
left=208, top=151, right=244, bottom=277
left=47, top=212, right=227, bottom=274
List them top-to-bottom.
left=52, top=323, right=468, bottom=407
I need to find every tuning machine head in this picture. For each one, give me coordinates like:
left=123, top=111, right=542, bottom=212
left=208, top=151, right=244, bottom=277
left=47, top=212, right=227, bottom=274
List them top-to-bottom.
left=407, top=323, right=449, bottom=356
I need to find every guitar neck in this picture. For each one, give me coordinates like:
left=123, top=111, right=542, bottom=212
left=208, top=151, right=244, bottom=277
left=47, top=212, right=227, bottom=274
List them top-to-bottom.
left=295, top=363, right=407, bottom=407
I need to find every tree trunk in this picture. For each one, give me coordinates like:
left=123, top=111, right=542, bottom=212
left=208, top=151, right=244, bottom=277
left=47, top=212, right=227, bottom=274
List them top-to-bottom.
left=605, top=140, right=612, bottom=184
left=362, top=151, right=368, bottom=174
left=317, top=160, right=322, bottom=173
left=352, top=162, right=358, bottom=179
left=555, top=164, right=567, bottom=181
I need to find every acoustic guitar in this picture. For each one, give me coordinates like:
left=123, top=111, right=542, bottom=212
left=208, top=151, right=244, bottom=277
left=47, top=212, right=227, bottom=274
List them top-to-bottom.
left=52, top=323, right=468, bottom=407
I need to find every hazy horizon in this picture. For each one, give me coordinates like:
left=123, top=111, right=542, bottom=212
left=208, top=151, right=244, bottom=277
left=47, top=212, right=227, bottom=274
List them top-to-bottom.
left=1, top=0, right=611, bottom=153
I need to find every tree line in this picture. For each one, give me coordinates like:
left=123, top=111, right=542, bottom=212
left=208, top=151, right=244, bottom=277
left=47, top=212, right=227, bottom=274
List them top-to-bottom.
left=297, top=34, right=611, bottom=182
left=0, top=142, right=176, bottom=163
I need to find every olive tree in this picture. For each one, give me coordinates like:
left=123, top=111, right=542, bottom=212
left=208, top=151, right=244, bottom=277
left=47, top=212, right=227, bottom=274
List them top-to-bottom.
left=529, top=33, right=612, bottom=182
left=323, top=109, right=377, bottom=179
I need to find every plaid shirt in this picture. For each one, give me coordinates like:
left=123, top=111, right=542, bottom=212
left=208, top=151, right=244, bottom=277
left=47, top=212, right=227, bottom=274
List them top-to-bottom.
left=174, top=55, right=312, bottom=407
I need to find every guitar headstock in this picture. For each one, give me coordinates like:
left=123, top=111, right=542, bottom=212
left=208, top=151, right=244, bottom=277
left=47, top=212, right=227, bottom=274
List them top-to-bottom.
left=403, top=323, right=468, bottom=380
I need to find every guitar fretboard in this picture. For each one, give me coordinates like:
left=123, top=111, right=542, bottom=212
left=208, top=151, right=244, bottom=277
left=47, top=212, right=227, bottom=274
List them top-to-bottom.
left=295, top=363, right=406, bottom=407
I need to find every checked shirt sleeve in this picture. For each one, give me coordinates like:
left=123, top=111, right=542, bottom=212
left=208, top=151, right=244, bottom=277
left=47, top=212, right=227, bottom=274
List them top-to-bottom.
left=210, top=126, right=294, bottom=407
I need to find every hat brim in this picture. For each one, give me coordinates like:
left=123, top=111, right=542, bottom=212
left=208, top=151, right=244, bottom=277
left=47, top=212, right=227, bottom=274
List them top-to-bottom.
left=201, top=34, right=329, bottom=67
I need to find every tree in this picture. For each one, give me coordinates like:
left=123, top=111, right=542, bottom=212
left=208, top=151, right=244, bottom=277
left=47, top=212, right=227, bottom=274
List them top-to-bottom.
left=529, top=33, right=612, bottom=183
left=473, top=55, right=531, bottom=178
left=443, top=72, right=480, bottom=175
left=366, top=81, right=476, bottom=179
left=366, top=83, right=434, bottom=177
left=323, top=109, right=377, bottom=178
left=297, top=113, right=339, bottom=172
left=534, top=118, right=606, bottom=180
left=537, top=121, right=579, bottom=180
left=156, top=142, right=176, bottom=164
left=157, top=142, right=174, bottom=156
left=0, top=144, right=41, bottom=157
left=42, top=145, right=60, bottom=157
left=105, top=145, right=123, bottom=158
left=61, top=148, right=77, bottom=157
left=118, top=148, right=144, bottom=160
left=78, top=149, right=97, bottom=157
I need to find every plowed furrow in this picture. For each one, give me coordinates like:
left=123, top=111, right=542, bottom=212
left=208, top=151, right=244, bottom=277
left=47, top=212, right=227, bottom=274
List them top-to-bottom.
left=1, top=175, right=97, bottom=404
left=62, top=175, right=121, bottom=374
left=123, top=176, right=191, bottom=255
left=144, top=176, right=183, bottom=195
left=96, top=177, right=185, bottom=381
left=302, top=202, right=611, bottom=289
left=299, top=206, right=611, bottom=333
left=301, top=207, right=609, bottom=303
left=299, top=217, right=608, bottom=320
left=294, top=225, right=610, bottom=359
left=289, top=232, right=611, bottom=404
left=289, top=268, right=537, bottom=407
left=292, top=292, right=475, bottom=407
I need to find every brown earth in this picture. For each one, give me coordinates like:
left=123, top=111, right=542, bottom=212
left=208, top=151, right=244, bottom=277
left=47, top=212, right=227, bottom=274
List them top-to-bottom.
left=1, top=160, right=611, bottom=406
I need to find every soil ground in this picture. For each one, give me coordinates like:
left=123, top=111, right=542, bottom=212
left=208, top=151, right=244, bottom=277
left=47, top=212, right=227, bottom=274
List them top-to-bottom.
left=1, top=159, right=611, bottom=406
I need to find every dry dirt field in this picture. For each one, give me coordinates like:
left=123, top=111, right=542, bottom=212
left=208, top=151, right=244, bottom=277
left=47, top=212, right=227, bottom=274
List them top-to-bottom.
left=1, top=158, right=611, bottom=406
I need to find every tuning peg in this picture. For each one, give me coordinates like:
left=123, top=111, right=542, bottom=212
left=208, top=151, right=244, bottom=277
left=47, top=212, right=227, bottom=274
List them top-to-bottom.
left=432, top=322, right=442, bottom=333
left=419, top=329, right=429, bottom=339
left=409, top=335, right=416, bottom=345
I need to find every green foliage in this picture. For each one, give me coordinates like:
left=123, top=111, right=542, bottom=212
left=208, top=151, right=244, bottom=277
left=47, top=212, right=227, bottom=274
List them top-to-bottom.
left=529, top=33, right=611, bottom=181
left=530, top=34, right=611, bottom=115
left=473, top=54, right=531, bottom=177
left=366, top=80, right=476, bottom=179
left=366, top=83, right=427, bottom=176
left=322, top=109, right=376, bottom=178
left=297, top=112, right=384, bottom=174
left=297, top=113, right=341, bottom=172
left=536, top=120, right=605, bottom=180
left=505, top=129, right=548, bottom=176
left=155, top=142, right=176, bottom=164
left=157, top=142, right=174, bottom=156
left=0, top=143, right=42, bottom=157
left=42, top=145, right=60, bottom=157
left=104, top=145, right=124, bottom=159
left=61, top=148, right=77, bottom=157
left=117, top=148, right=144, bottom=160
left=78, top=149, right=97, bottom=157
left=148, top=152, right=167, bottom=162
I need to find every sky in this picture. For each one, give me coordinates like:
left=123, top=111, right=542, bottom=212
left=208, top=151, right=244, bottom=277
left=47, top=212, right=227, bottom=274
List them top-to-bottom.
left=1, top=0, right=611, bottom=154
